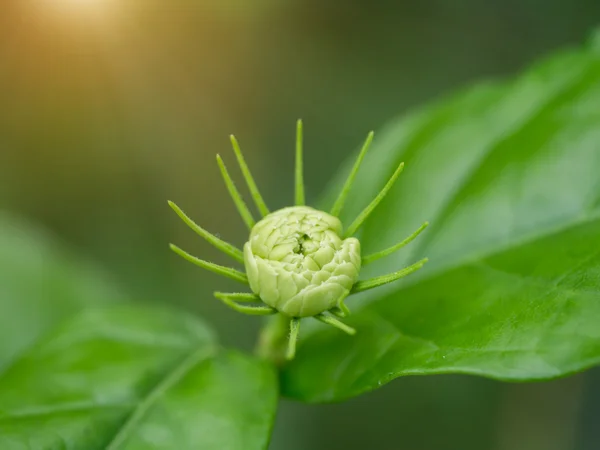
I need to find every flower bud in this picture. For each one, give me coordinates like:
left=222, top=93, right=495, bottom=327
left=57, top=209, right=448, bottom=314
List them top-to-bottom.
left=244, top=206, right=361, bottom=317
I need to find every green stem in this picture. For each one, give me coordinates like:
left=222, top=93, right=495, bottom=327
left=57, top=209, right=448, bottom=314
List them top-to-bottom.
left=295, top=119, right=305, bottom=206
left=330, top=131, right=374, bottom=217
left=229, top=135, right=270, bottom=217
left=216, top=154, right=256, bottom=230
left=345, top=161, right=405, bottom=238
left=168, top=201, right=244, bottom=263
left=362, top=221, right=429, bottom=265
left=169, top=244, right=248, bottom=284
left=351, top=257, right=428, bottom=293
left=255, top=313, right=292, bottom=366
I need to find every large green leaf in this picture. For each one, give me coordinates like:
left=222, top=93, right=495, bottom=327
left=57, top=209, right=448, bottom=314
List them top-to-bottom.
left=282, top=34, right=600, bottom=402
left=0, top=212, right=124, bottom=369
left=0, top=306, right=278, bottom=450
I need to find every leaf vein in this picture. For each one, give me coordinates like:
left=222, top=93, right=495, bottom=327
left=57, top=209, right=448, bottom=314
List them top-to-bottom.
left=104, top=345, right=215, bottom=450
left=0, top=402, right=133, bottom=421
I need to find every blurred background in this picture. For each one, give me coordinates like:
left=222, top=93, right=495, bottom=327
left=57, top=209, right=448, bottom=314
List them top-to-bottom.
left=1, top=1, right=600, bottom=449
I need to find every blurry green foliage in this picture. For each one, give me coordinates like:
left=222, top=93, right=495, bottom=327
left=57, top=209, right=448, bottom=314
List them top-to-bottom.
left=0, top=213, right=124, bottom=369
left=0, top=307, right=277, bottom=450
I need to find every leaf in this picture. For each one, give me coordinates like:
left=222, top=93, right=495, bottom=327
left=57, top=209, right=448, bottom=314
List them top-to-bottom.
left=282, top=33, right=600, bottom=402
left=0, top=212, right=125, bottom=369
left=0, top=306, right=278, bottom=450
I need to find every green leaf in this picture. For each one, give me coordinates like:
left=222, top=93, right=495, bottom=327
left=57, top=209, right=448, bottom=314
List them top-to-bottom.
left=282, top=34, right=600, bottom=402
left=0, top=212, right=124, bottom=369
left=0, top=306, right=278, bottom=450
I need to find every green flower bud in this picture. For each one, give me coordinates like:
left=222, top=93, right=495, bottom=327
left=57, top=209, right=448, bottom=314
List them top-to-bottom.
left=169, top=120, right=429, bottom=360
left=244, top=206, right=361, bottom=317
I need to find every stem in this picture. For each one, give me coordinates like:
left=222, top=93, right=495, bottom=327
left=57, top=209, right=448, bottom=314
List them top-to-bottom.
left=295, top=119, right=305, bottom=206
left=330, top=131, right=374, bottom=217
left=230, top=135, right=270, bottom=217
left=216, top=154, right=256, bottom=230
left=345, top=161, right=405, bottom=238
left=168, top=201, right=244, bottom=263
left=362, top=221, right=429, bottom=265
left=169, top=244, right=248, bottom=284
left=351, top=257, right=428, bottom=293
left=255, top=313, right=292, bottom=366
left=314, top=314, right=356, bottom=335
left=286, top=318, right=301, bottom=360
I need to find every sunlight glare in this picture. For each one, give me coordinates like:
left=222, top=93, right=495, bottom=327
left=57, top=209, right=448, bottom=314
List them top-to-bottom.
left=33, top=0, right=123, bottom=33
left=39, top=0, right=118, bottom=20
left=50, top=0, right=110, bottom=8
